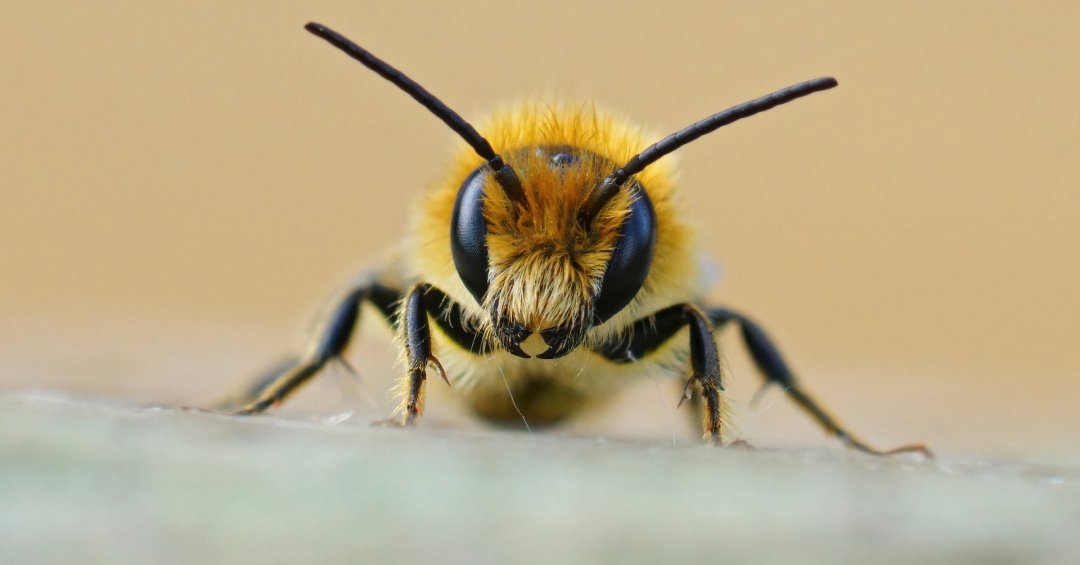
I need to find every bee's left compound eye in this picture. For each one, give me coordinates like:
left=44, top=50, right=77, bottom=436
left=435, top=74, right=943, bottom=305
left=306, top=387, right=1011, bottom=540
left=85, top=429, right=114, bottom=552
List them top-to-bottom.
left=450, top=168, right=491, bottom=304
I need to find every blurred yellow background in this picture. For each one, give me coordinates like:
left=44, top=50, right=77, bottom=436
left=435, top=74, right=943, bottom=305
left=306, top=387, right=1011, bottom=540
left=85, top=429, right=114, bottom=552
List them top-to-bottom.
left=1, top=2, right=1076, bottom=460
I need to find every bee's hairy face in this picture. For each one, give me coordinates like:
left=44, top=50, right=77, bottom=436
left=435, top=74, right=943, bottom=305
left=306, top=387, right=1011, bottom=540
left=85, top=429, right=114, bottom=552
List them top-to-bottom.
left=450, top=148, right=657, bottom=359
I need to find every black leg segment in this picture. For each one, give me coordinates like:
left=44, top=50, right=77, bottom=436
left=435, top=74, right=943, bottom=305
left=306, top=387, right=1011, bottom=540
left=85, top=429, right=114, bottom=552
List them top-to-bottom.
left=401, top=283, right=449, bottom=424
left=231, top=287, right=369, bottom=415
left=592, top=304, right=726, bottom=442
left=684, top=305, right=725, bottom=443
left=708, top=307, right=931, bottom=457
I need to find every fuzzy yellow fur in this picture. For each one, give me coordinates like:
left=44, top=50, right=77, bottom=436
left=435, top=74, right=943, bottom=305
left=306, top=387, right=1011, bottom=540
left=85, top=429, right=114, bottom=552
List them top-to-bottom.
left=398, top=100, right=717, bottom=432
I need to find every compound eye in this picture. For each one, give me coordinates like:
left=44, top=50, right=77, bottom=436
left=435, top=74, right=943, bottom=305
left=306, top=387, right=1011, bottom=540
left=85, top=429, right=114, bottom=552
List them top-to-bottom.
left=450, top=168, right=491, bottom=305
left=592, top=184, right=657, bottom=324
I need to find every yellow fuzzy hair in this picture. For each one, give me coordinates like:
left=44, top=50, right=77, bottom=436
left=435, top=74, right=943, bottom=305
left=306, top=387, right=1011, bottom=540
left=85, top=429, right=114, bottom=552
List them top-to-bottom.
left=409, top=100, right=703, bottom=348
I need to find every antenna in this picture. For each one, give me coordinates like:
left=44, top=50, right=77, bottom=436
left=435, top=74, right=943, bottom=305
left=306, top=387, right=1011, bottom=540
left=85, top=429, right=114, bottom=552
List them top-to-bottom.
left=304, top=22, right=527, bottom=206
left=579, top=77, right=838, bottom=227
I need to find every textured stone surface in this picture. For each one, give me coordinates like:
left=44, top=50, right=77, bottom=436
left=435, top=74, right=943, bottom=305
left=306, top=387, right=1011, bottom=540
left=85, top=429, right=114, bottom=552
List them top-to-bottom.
left=2, top=393, right=1077, bottom=564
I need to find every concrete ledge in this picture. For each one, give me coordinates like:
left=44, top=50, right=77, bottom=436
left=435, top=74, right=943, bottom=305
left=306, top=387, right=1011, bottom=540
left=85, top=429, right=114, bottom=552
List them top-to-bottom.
left=2, top=393, right=1077, bottom=564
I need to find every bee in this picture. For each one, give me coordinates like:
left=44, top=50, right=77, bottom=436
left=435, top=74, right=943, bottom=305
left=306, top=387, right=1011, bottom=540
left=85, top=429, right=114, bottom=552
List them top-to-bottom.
left=227, top=22, right=929, bottom=456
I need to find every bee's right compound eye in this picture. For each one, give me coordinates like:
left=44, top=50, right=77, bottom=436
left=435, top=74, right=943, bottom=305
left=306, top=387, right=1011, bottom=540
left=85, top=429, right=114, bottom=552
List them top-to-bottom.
left=450, top=168, right=491, bottom=305
left=592, top=184, right=657, bottom=324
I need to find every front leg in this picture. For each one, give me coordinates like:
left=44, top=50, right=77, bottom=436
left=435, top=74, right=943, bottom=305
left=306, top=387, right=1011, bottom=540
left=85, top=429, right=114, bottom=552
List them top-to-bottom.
left=398, top=283, right=449, bottom=424
left=594, top=304, right=728, bottom=443
left=682, top=305, right=726, bottom=443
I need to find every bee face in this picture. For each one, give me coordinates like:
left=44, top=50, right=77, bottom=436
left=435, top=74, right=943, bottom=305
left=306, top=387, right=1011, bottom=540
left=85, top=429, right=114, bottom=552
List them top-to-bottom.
left=450, top=147, right=657, bottom=358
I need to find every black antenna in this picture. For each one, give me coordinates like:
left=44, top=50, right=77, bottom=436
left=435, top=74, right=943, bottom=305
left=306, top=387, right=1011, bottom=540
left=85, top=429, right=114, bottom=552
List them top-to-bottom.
left=304, top=22, right=527, bottom=206
left=579, top=77, right=839, bottom=227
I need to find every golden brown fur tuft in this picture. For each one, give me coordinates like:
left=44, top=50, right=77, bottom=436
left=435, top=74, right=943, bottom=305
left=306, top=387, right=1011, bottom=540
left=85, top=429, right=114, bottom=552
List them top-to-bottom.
left=482, top=149, right=632, bottom=334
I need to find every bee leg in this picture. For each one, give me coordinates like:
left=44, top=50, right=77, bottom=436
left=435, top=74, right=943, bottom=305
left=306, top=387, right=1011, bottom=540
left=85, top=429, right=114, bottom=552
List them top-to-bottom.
left=228, top=283, right=402, bottom=415
left=398, top=283, right=448, bottom=425
left=589, top=304, right=726, bottom=443
left=683, top=305, right=726, bottom=444
left=708, top=307, right=932, bottom=457
left=217, top=355, right=305, bottom=412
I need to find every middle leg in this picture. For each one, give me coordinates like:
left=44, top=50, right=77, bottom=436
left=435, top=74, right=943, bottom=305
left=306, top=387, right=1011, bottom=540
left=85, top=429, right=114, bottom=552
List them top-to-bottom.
left=228, top=283, right=401, bottom=415
left=709, top=306, right=931, bottom=456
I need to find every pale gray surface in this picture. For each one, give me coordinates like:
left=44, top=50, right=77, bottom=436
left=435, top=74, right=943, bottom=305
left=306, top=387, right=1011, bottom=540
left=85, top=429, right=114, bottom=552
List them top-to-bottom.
left=2, top=393, right=1077, bottom=565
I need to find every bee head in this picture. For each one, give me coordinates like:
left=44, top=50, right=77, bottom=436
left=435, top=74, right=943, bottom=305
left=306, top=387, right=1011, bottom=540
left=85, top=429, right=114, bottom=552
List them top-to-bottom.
left=450, top=148, right=656, bottom=359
